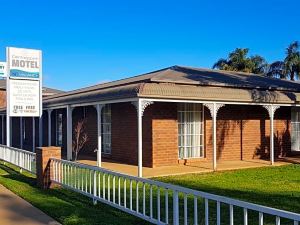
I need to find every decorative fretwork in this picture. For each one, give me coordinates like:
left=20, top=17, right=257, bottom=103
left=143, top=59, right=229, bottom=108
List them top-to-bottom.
left=131, top=100, right=154, bottom=117
left=203, top=103, right=225, bottom=118
left=262, top=105, right=280, bottom=118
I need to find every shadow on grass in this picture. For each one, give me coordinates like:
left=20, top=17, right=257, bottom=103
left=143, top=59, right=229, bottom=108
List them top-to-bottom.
left=0, top=163, right=150, bottom=225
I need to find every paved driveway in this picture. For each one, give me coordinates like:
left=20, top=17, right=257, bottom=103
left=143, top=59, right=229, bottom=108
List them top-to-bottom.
left=0, top=184, right=60, bottom=225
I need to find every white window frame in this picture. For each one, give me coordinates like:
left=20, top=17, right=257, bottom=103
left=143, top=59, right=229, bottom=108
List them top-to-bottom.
left=178, top=103, right=204, bottom=159
left=101, top=104, right=111, bottom=154
left=291, top=107, right=300, bottom=151
left=56, top=112, right=63, bottom=147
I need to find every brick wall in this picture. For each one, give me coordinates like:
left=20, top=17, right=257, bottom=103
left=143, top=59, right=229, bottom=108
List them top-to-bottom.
left=0, top=90, right=6, bottom=108
left=42, top=102, right=291, bottom=168
left=111, top=102, right=152, bottom=167
left=152, top=103, right=178, bottom=167
left=205, top=105, right=291, bottom=161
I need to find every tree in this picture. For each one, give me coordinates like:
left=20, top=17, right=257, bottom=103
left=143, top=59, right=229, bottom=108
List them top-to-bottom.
left=267, top=41, right=300, bottom=80
left=284, top=41, right=300, bottom=81
left=213, top=48, right=267, bottom=74
left=266, top=61, right=285, bottom=79
left=72, top=119, right=89, bottom=161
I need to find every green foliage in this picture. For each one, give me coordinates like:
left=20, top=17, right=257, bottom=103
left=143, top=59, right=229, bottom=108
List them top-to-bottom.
left=213, top=41, right=300, bottom=81
left=213, top=48, right=268, bottom=74
left=1, top=162, right=299, bottom=225
left=0, top=163, right=148, bottom=225
left=157, top=164, right=300, bottom=214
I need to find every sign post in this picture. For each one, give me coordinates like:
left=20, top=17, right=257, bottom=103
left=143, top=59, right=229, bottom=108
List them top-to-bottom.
left=6, top=47, right=42, bottom=147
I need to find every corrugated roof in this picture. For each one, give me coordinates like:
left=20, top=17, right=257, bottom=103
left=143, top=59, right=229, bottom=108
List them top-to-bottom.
left=40, top=65, right=300, bottom=107
left=44, top=83, right=141, bottom=107
left=139, top=83, right=300, bottom=104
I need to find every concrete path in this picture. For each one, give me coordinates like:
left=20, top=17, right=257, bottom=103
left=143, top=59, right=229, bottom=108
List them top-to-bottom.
left=79, top=159, right=290, bottom=178
left=0, top=184, right=61, bottom=225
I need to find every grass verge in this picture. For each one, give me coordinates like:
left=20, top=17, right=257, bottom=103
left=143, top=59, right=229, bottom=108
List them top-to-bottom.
left=0, top=162, right=149, bottom=225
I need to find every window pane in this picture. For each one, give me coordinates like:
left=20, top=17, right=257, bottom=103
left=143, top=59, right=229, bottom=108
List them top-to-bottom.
left=178, top=103, right=204, bottom=159
left=101, top=104, right=112, bottom=154
left=291, top=107, right=300, bottom=151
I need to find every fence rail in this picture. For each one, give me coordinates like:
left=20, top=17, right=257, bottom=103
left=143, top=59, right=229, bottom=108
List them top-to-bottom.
left=0, top=144, right=36, bottom=174
left=50, top=158, right=300, bottom=225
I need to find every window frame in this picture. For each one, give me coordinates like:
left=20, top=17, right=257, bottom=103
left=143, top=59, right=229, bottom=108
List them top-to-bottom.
left=178, top=103, right=205, bottom=159
left=101, top=104, right=112, bottom=154
left=291, top=107, right=300, bottom=152
left=56, top=112, right=63, bottom=147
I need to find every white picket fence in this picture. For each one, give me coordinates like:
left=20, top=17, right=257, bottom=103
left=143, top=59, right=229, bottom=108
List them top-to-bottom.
left=0, top=144, right=36, bottom=174
left=51, top=158, right=300, bottom=225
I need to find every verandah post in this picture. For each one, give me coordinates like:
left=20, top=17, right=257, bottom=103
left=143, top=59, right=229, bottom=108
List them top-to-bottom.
left=137, top=99, right=143, bottom=177
left=96, top=104, right=104, bottom=167
left=67, top=105, right=73, bottom=160
left=47, top=109, right=52, bottom=146
left=20, top=117, right=23, bottom=149
left=32, top=117, right=35, bottom=152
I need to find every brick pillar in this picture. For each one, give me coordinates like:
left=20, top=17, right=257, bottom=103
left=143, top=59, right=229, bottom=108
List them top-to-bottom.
left=36, top=146, right=61, bottom=189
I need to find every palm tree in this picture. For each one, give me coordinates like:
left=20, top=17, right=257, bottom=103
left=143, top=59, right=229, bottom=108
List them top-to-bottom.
left=267, top=41, right=300, bottom=80
left=284, top=41, right=300, bottom=81
left=213, top=48, right=267, bottom=74
left=249, top=55, right=268, bottom=74
left=266, top=61, right=285, bottom=79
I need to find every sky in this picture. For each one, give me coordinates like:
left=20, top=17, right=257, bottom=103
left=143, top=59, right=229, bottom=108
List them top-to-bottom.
left=0, top=0, right=299, bottom=91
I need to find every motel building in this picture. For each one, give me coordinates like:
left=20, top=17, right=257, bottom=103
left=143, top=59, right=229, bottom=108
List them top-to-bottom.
left=0, top=65, right=299, bottom=177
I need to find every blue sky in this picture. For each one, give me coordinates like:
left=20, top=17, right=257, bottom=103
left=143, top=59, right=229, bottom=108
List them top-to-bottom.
left=0, top=0, right=299, bottom=91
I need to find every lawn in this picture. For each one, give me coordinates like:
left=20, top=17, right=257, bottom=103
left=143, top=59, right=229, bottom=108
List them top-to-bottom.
left=0, top=161, right=299, bottom=225
left=0, top=162, right=149, bottom=225
left=156, top=164, right=300, bottom=222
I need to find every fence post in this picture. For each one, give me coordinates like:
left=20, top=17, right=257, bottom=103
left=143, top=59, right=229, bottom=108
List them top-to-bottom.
left=36, top=146, right=61, bottom=189
left=173, top=190, right=179, bottom=225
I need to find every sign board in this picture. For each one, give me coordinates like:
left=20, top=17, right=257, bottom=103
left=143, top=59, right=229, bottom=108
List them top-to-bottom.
left=6, top=47, right=42, bottom=117
left=0, top=62, right=6, bottom=77
left=8, top=79, right=40, bottom=116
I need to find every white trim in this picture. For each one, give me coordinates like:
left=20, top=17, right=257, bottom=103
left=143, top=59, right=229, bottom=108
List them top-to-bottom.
left=6, top=47, right=10, bottom=147
left=43, top=97, right=139, bottom=110
left=138, top=97, right=299, bottom=107
left=137, top=99, right=143, bottom=177
left=203, top=103, right=225, bottom=171
left=96, top=104, right=104, bottom=167
left=67, top=105, right=73, bottom=160
left=262, top=105, right=280, bottom=165
left=48, top=109, right=52, bottom=146
left=39, top=115, right=43, bottom=147
left=1, top=116, right=4, bottom=144
left=20, top=117, right=23, bottom=149
left=32, top=117, right=35, bottom=152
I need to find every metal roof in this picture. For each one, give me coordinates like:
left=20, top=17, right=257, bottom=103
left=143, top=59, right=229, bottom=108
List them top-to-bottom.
left=40, top=65, right=300, bottom=107
left=139, top=83, right=300, bottom=104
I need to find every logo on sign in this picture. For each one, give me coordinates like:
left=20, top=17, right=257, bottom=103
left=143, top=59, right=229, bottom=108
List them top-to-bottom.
left=8, top=48, right=40, bottom=80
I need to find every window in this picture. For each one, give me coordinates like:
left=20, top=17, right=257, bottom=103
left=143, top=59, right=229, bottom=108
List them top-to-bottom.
left=178, top=103, right=204, bottom=159
left=101, top=104, right=111, bottom=154
left=291, top=107, right=300, bottom=151
left=56, top=113, right=63, bottom=146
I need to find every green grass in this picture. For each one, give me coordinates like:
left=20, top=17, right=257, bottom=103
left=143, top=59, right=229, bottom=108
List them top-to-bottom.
left=0, top=161, right=299, bottom=225
left=0, top=162, right=149, bottom=225
left=156, top=164, right=300, bottom=224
